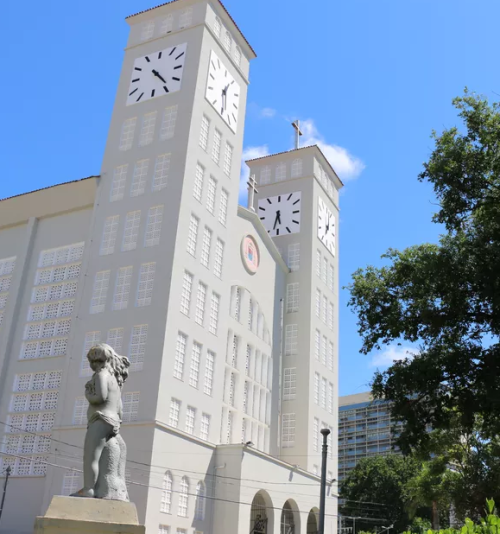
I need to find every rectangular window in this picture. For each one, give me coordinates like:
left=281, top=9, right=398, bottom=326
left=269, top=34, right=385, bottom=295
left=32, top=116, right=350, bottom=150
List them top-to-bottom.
left=178, top=6, right=193, bottom=28
left=160, top=14, right=173, bottom=35
left=140, top=20, right=155, bottom=41
left=160, top=105, right=177, bottom=140
left=139, top=112, right=157, bottom=147
left=199, top=115, right=210, bottom=150
left=119, top=118, right=137, bottom=151
left=212, top=129, right=222, bottom=164
left=223, top=143, right=233, bottom=176
left=152, top=154, right=170, bottom=191
left=291, top=158, right=303, bottom=178
left=130, top=159, right=149, bottom=197
left=275, top=162, right=286, bottom=182
left=193, top=164, right=204, bottom=202
left=110, top=165, right=128, bottom=202
left=260, top=166, right=271, bottom=185
left=206, top=176, right=217, bottom=214
left=219, top=189, right=228, bottom=226
left=144, top=205, right=163, bottom=247
left=122, top=211, right=141, bottom=252
left=187, top=214, right=199, bottom=256
left=100, top=215, right=119, bottom=256
left=200, top=227, right=212, bottom=268
left=213, top=239, right=224, bottom=278
left=287, top=243, right=300, bottom=271
left=316, top=250, right=321, bottom=277
left=322, top=257, right=328, bottom=285
left=136, top=263, right=155, bottom=307
left=328, top=264, right=335, bottom=292
left=113, top=266, right=133, bottom=311
left=90, top=271, right=110, bottom=314
left=180, top=272, right=193, bottom=316
left=195, top=283, right=207, bottom=326
left=286, top=283, right=299, bottom=313
left=315, top=289, right=321, bottom=318
left=209, top=292, right=220, bottom=335
left=322, top=295, right=328, bottom=324
left=328, top=302, right=334, bottom=330
left=284, top=324, right=298, bottom=356
left=129, top=325, right=148, bottom=371
left=107, top=328, right=124, bottom=353
left=315, top=330, right=321, bottom=361
left=81, top=331, right=100, bottom=375
left=174, top=332, right=187, bottom=380
left=322, top=335, right=327, bottom=366
left=328, top=341, right=334, bottom=371
left=189, top=342, right=201, bottom=388
left=204, top=351, right=215, bottom=395
left=283, top=368, right=296, bottom=400
left=314, top=372, right=320, bottom=405
left=321, top=377, right=327, bottom=409
left=328, top=382, right=334, bottom=414
left=122, top=392, right=139, bottom=422
left=73, top=397, right=88, bottom=425
left=169, top=398, right=181, bottom=427
left=185, top=406, right=196, bottom=434
left=200, top=413, right=210, bottom=440
left=282, top=413, right=295, bottom=448
left=313, top=418, right=319, bottom=452
left=159, top=526, right=170, bottom=534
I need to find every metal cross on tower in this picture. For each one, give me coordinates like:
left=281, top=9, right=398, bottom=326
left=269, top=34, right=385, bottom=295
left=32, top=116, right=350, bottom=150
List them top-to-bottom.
left=292, top=120, right=303, bottom=149
left=247, top=173, right=259, bottom=212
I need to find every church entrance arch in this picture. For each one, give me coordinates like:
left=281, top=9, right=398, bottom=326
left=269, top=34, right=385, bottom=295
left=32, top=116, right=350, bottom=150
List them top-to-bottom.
left=250, top=491, right=273, bottom=534
left=281, top=499, right=300, bottom=534
left=307, top=508, right=319, bottom=534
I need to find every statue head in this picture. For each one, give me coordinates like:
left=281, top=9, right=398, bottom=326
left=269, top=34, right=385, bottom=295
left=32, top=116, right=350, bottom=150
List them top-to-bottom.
left=87, top=343, right=130, bottom=387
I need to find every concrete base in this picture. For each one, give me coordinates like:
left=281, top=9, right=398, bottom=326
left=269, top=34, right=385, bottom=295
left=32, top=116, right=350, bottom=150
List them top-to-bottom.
left=34, top=496, right=145, bottom=534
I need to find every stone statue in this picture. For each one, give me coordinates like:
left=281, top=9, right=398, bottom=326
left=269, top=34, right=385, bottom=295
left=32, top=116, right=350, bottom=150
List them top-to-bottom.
left=71, top=343, right=130, bottom=501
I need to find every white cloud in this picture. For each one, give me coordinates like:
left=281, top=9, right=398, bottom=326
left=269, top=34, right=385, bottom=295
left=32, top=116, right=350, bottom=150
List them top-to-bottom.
left=260, top=107, right=276, bottom=118
left=299, top=119, right=365, bottom=182
left=239, top=145, right=269, bottom=206
left=370, top=345, right=418, bottom=368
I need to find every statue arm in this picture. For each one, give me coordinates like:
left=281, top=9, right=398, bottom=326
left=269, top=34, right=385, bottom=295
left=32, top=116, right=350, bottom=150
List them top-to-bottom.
left=85, top=372, right=109, bottom=405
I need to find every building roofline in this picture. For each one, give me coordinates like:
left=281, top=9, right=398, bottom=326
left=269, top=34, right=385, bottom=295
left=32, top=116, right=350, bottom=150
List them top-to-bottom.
left=126, top=0, right=256, bottom=58
left=245, top=144, right=344, bottom=188
left=0, top=176, right=99, bottom=204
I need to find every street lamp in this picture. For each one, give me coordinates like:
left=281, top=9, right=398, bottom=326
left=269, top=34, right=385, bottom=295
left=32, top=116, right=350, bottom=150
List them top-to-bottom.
left=380, top=524, right=394, bottom=534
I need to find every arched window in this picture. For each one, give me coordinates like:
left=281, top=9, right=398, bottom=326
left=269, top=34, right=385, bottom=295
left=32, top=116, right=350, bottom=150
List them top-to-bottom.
left=214, top=17, right=222, bottom=39
left=224, top=30, right=232, bottom=52
left=234, top=46, right=242, bottom=67
left=161, top=471, right=173, bottom=513
left=178, top=476, right=189, bottom=517
left=195, top=481, right=206, bottom=520
left=250, top=493, right=270, bottom=534
left=281, top=501, right=296, bottom=534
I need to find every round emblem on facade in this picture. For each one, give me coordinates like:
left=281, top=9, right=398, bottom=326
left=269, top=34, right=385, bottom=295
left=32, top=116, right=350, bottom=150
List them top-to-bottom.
left=241, top=235, right=260, bottom=274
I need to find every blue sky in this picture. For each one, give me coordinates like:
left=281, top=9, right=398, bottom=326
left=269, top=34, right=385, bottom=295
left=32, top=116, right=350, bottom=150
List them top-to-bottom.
left=2, top=0, right=500, bottom=396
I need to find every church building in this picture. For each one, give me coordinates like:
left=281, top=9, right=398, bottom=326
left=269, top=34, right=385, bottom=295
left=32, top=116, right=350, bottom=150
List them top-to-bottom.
left=0, top=1, right=341, bottom=533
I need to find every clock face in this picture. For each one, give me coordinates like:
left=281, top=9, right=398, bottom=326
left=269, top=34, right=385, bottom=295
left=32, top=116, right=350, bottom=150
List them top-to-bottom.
left=126, top=43, right=187, bottom=106
left=205, top=51, right=240, bottom=132
left=258, top=192, right=301, bottom=237
left=317, top=197, right=336, bottom=256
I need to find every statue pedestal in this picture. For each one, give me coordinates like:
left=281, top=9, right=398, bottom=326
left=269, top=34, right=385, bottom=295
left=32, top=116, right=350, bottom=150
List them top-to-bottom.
left=34, top=496, right=145, bottom=534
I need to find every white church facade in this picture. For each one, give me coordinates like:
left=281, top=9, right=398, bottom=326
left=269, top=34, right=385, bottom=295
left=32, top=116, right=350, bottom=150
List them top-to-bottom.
left=0, top=1, right=341, bottom=533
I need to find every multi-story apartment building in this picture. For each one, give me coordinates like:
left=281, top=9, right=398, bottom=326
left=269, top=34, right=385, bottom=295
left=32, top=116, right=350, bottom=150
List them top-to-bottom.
left=0, top=1, right=342, bottom=533
left=338, top=392, right=401, bottom=481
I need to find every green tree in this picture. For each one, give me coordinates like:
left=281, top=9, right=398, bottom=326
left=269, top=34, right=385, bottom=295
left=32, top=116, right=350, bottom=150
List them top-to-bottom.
left=348, top=91, right=500, bottom=519
left=340, top=455, right=425, bottom=533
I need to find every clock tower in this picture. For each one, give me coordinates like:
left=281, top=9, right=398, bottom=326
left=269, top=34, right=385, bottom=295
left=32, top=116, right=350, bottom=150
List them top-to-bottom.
left=247, top=146, right=343, bottom=476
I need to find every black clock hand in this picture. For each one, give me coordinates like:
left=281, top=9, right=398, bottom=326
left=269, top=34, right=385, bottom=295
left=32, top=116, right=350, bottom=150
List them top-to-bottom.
left=152, top=69, right=167, bottom=84
left=273, top=210, right=281, bottom=230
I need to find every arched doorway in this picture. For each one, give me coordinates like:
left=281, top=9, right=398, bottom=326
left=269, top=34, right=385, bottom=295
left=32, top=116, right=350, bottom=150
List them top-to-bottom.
left=250, top=491, right=273, bottom=534
left=281, top=500, right=299, bottom=534
left=307, top=508, right=319, bottom=534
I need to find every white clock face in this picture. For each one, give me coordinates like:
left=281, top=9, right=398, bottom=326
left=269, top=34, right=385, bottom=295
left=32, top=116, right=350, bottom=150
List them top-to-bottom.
left=126, top=43, right=187, bottom=106
left=205, top=50, right=240, bottom=132
left=258, top=192, right=301, bottom=237
left=318, top=197, right=336, bottom=256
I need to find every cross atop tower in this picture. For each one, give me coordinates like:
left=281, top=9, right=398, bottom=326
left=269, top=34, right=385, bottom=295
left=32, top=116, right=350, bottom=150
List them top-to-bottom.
left=292, top=120, right=303, bottom=149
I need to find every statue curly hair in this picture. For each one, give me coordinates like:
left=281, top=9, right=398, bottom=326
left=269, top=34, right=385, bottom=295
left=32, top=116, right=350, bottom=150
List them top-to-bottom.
left=87, top=343, right=130, bottom=387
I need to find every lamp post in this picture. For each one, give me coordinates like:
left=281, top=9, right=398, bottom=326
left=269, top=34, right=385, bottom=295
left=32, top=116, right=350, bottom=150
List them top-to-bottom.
left=318, top=428, right=331, bottom=534
left=0, top=466, right=12, bottom=525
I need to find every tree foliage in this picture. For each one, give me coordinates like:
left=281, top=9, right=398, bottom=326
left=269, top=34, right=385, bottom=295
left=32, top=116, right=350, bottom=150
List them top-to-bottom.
left=348, top=91, right=500, bottom=453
